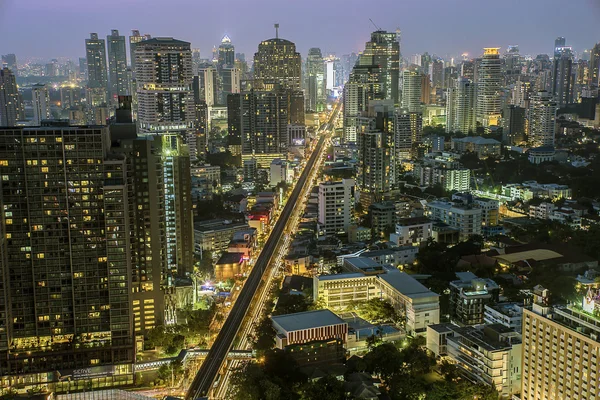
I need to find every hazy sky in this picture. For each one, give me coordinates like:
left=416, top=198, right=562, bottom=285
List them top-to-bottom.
left=1, top=0, right=599, bottom=62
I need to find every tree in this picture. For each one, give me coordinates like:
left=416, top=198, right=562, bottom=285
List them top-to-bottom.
left=273, top=294, right=310, bottom=315
left=355, top=298, right=398, bottom=323
left=251, top=316, right=276, bottom=354
left=365, top=331, right=383, bottom=350
left=363, top=343, right=402, bottom=380
left=157, top=360, right=184, bottom=385
left=439, top=360, right=460, bottom=382
left=300, top=375, right=346, bottom=400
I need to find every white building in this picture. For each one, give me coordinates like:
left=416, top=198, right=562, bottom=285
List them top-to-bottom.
left=401, top=70, right=422, bottom=113
left=446, top=77, right=476, bottom=134
left=31, top=84, right=50, bottom=125
left=528, top=90, right=557, bottom=147
left=451, top=136, right=501, bottom=158
left=269, top=158, right=288, bottom=187
left=318, top=179, right=354, bottom=236
left=425, top=200, right=482, bottom=239
left=529, top=202, right=557, bottom=219
left=390, top=216, right=433, bottom=246
left=484, top=303, right=523, bottom=333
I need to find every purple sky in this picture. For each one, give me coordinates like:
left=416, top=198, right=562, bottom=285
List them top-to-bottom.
left=1, top=0, right=599, bottom=62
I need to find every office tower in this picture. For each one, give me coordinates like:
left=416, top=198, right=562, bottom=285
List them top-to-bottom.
left=253, top=28, right=302, bottom=91
left=107, top=30, right=130, bottom=100
left=129, top=30, right=151, bottom=77
left=357, top=30, right=400, bottom=103
left=85, top=33, right=108, bottom=102
left=217, top=35, right=235, bottom=70
left=135, top=37, right=194, bottom=136
left=554, top=37, right=566, bottom=58
left=590, top=42, right=600, bottom=87
left=552, top=47, right=574, bottom=107
left=192, top=48, right=201, bottom=75
left=306, top=48, right=326, bottom=112
left=476, top=48, right=503, bottom=127
left=1, top=54, right=17, bottom=74
left=325, top=55, right=337, bottom=91
left=78, top=57, right=87, bottom=79
left=45, top=59, right=59, bottom=77
left=431, top=59, right=444, bottom=88
left=461, top=60, right=475, bottom=80
left=198, top=64, right=218, bottom=106
left=219, top=66, right=241, bottom=104
left=0, top=68, right=23, bottom=126
left=401, top=70, right=422, bottom=113
left=421, top=73, right=431, bottom=105
left=446, top=77, right=477, bottom=134
left=343, top=79, right=367, bottom=143
left=31, top=84, right=50, bottom=125
left=240, top=89, right=288, bottom=167
left=528, top=90, right=557, bottom=147
left=227, top=93, right=242, bottom=152
left=110, top=102, right=167, bottom=334
left=357, top=103, right=395, bottom=207
left=502, top=105, right=526, bottom=145
left=395, top=111, right=422, bottom=160
left=0, top=122, right=135, bottom=392
left=318, top=179, right=355, bottom=236
left=521, top=286, right=600, bottom=400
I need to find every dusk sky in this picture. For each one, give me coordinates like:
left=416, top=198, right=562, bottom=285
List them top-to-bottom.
left=1, top=0, right=599, bottom=61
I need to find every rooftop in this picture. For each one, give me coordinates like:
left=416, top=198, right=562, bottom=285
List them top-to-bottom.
left=452, top=136, right=500, bottom=145
left=397, top=216, right=432, bottom=226
left=194, top=219, right=248, bottom=232
left=215, top=252, right=244, bottom=265
left=378, top=270, right=439, bottom=299
left=271, top=309, right=346, bottom=333
left=448, top=324, right=521, bottom=352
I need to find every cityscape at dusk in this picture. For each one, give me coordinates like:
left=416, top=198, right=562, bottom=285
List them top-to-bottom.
left=0, top=1, right=600, bottom=399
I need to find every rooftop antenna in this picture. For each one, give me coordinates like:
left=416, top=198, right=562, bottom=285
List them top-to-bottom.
left=369, top=18, right=382, bottom=31
left=274, top=23, right=279, bottom=39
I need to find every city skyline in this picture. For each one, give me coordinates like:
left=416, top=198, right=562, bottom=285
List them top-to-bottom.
left=1, top=0, right=599, bottom=61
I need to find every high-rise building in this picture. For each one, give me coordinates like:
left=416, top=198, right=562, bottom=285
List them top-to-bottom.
left=253, top=29, right=302, bottom=91
left=107, top=30, right=130, bottom=100
left=129, top=30, right=151, bottom=77
left=357, top=30, right=400, bottom=103
left=85, top=33, right=108, bottom=102
left=217, top=35, right=235, bottom=70
left=554, top=36, right=566, bottom=59
left=135, top=37, right=194, bottom=137
left=590, top=42, right=600, bottom=87
left=552, top=47, right=574, bottom=107
left=192, top=48, right=201, bottom=75
left=306, top=48, right=326, bottom=112
left=476, top=48, right=503, bottom=128
left=1, top=54, right=17, bottom=75
left=431, top=59, right=445, bottom=88
left=461, top=60, right=475, bottom=81
left=198, top=64, right=218, bottom=107
left=219, top=66, right=241, bottom=104
left=0, top=68, right=23, bottom=126
left=343, top=70, right=372, bottom=143
left=401, top=70, right=422, bottom=113
left=446, top=77, right=477, bottom=134
left=31, top=83, right=50, bottom=125
left=240, top=89, right=288, bottom=167
left=528, top=90, right=557, bottom=147
left=227, top=93, right=242, bottom=153
left=356, top=102, right=395, bottom=207
left=110, top=103, right=167, bottom=334
left=502, top=105, right=526, bottom=145
left=395, top=111, right=422, bottom=160
left=0, top=122, right=135, bottom=392
left=318, top=179, right=355, bottom=236
left=521, top=286, right=600, bottom=400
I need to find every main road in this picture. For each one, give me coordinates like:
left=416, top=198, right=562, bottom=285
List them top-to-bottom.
left=185, top=100, right=342, bottom=400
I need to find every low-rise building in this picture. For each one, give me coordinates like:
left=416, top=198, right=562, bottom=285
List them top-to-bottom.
left=451, top=136, right=501, bottom=158
left=527, top=145, right=555, bottom=164
left=269, top=158, right=289, bottom=187
left=318, top=179, right=354, bottom=237
left=370, top=201, right=396, bottom=238
left=425, top=201, right=482, bottom=239
left=529, top=202, right=557, bottom=219
left=390, top=217, right=433, bottom=246
left=194, top=219, right=250, bottom=254
left=348, top=224, right=372, bottom=243
left=227, top=229, right=257, bottom=261
left=214, top=252, right=246, bottom=280
left=449, top=271, right=500, bottom=326
left=484, top=302, right=523, bottom=333
left=271, top=310, right=348, bottom=366
left=426, top=323, right=455, bottom=357
left=446, top=324, right=522, bottom=399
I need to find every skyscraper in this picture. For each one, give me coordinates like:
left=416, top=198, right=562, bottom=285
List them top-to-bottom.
left=253, top=29, right=302, bottom=91
left=107, top=30, right=130, bottom=100
left=357, top=30, right=400, bottom=103
left=85, top=33, right=108, bottom=102
left=217, top=35, right=235, bottom=70
left=554, top=36, right=566, bottom=58
left=135, top=37, right=194, bottom=137
left=590, top=42, right=600, bottom=87
left=552, top=47, right=574, bottom=107
left=306, top=48, right=326, bottom=112
left=476, top=48, right=503, bottom=128
left=1, top=54, right=17, bottom=75
left=431, top=59, right=445, bottom=88
left=198, top=64, right=218, bottom=107
left=220, top=66, right=241, bottom=103
left=0, top=68, right=23, bottom=126
left=401, top=70, right=422, bottom=113
left=446, top=77, right=477, bottom=134
left=31, top=83, right=50, bottom=125
left=240, top=89, right=288, bottom=167
left=528, top=90, right=557, bottom=147
left=227, top=93, right=242, bottom=153
left=502, top=105, right=526, bottom=145
left=395, top=111, right=422, bottom=160
left=0, top=122, right=135, bottom=393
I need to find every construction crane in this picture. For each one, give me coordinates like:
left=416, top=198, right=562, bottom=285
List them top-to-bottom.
left=369, top=18, right=382, bottom=31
